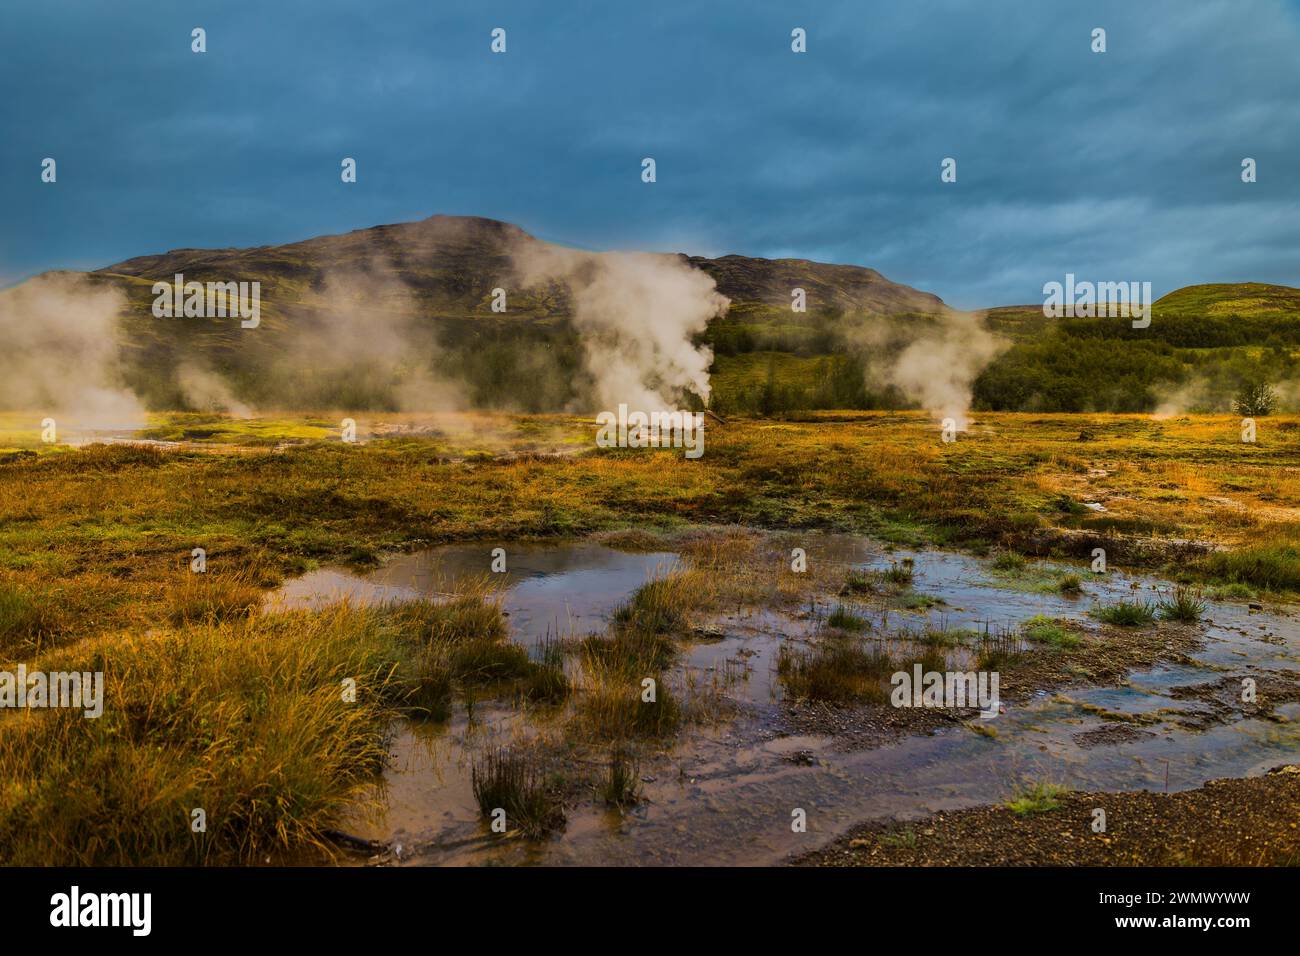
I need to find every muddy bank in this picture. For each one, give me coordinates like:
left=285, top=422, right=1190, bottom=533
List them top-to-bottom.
left=264, top=530, right=1299, bottom=867
left=779, top=617, right=1213, bottom=750
left=792, top=765, right=1300, bottom=867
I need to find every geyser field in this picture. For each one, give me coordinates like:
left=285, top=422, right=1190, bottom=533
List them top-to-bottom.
left=1, top=217, right=1298, bottom=867
left=0, top=409, right=1297, bottom=866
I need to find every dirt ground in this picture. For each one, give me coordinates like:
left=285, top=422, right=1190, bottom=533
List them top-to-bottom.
left=792, top=765, right=1300, bottom=866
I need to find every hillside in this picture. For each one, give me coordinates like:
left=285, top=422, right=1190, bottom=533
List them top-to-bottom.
left=55, top=214, right=956, bottom=411
left=94, top=214, right=946, bottom=324
left=3, top=215, right=1299, bottom=414
left=983, top=283, right=1300, bottom=347
left=969, top=285, right=1300, bottom=415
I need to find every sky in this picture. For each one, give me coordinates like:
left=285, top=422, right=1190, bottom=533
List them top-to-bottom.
left=3, top=0, right=1300, bottom=308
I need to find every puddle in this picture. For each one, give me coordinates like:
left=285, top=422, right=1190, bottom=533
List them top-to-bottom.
left=268, top=534, right=1300, bottom=866
left=272, top=541, right=680, bottom=647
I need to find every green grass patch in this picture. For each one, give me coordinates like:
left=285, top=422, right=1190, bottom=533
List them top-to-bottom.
left=1091, top=600, right=1158, bottom=626
left=1021, top=615, right=1080, bottom=649
left=1007, top=781, right=1069, bottom=815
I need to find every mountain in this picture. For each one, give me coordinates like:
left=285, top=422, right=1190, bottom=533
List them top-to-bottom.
left=71, top=214, right=953, bottom=412
left=91, top=214, right=947, bottom=321
left=3, top=215, right=1298, bottom=415
left=685, top=253, right=944, bottom=315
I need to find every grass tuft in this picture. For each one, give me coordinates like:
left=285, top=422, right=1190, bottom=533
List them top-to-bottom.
left=992, top=551, right=1028, bottom=573
left=1056, top=573, right=1084, bottom=595
left=1157, top=585, right=1207, bottom=623
left=1092, top=600, right=1158, bottom=626
left=0, top=603, right=409, bottom=865
left=827, top=603, right=869, bottom=631
left=1021, top=615, right=1080, bottom=649
left=977, top=628, right=1027, bottom=669
left=778, top=635, right=894, bottom=702
left=470, top=745, right=566, bottom=838
left=600, top=747, right=642, bottom=809
left=1007, top=781, right=1069, bottom=815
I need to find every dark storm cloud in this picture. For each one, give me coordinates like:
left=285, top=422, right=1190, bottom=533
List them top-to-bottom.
left=3, top=0, right=1300, bottom=306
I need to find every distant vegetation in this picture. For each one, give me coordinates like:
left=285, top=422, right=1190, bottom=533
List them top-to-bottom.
left=12, top=216, right=1298, bottom=416
left=707, top=285, right=1300, bottom=416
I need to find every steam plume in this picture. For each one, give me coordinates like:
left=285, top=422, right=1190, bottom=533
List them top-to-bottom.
left=509, top=241, right=728, bottom=411
left=0, top=273, right=145, bottom=429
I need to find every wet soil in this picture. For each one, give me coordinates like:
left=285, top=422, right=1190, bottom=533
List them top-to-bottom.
left=269, top=531, right=1300, bottom=866
left=794, top=764, right=1300, bottom=866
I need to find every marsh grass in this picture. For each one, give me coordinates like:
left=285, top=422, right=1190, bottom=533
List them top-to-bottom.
left=1198, top=525, right=1300, bottom=593
left=991, top=551, right=1028, bottom=573
left=881, top=559, right=915, bottom=587
left=840, top=562, right=915, bottom=598
left=164, top=565, right=266, bottom=626
left=841, top=568, right=876, bottom=595
left=612, top=570, right=695, bottom=634
left=1056, top=573, right=1084, bottom=595
left=0, top=578, right=523, bottom=865
left=0, top=580, right=73, bottom=656
left=1208, top=582, right=1256, bottom=601
left=390, top=585, right=508, bottom=644
left=1157, top=585, right=1207, bottom=623
left=392, top=590, right=580, bottom=714
left=900, top=592, right=941, bottom=610
left=1092, top=600, right=1158, bottom=626
left=826, top=602, right=869, bottom=631
left=0, top=603, right=410, bottom=866
left=572, top=613, right=683, bottom=739
left=1021, top=615, right=1080, bottom=650
left=916, top=624, right=977, bottom=647
left=580, top=626, right=676, bottom=674
left=977, top=628, right=1027, bottom=670
left=519, top=634, right=569, bottom=704
left=777, top=634, right=894, bottom=703
left=448, top=638, right=533, bottom=684
left=407, top=643, right=455, bottom=720
left=902, top=647, right=949, bottom=676
left=573, top=658, right=682, bottom=740
left=469, top=744, right=566, bottom=838
left=600, top=747, right=642, bottom=808
left=1007, top=781, right=1069, bottom=815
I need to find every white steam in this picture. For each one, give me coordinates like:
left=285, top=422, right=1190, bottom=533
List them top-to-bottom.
left=510, top=241, right=728, bottom=411
left=279, top=267, right=466, bottom=412
left=0, top=273, right=146, bottom=429
left=845, top=309, right=1007, bottom=429
left=176, top=361, right=253, bottom=418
